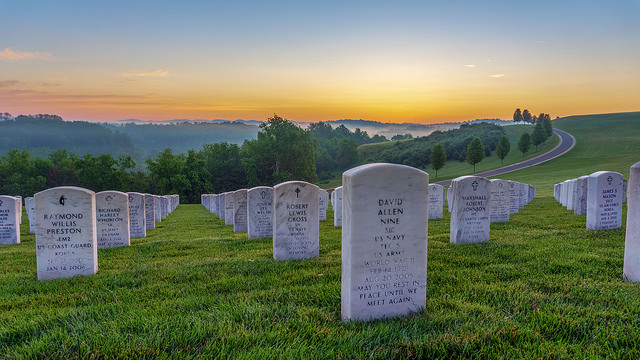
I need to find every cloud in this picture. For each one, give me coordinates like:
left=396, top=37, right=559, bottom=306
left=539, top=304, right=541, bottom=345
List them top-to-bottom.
left=0, top=48, right=52, bottom=61
left=463, top=64, right=476, bottom=68
left=121, top=69, right=169, bottom=77
left=490, top=74, right=505, bottom=78
left=0, top=80, right=23, bottom=87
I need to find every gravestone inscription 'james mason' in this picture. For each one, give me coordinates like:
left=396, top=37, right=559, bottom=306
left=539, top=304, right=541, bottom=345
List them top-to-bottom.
left=341, top=163, right=429, bottom=321
left=587, top=171, right=623, bottom=230
left=450, top=176, right=491, bottom=244
left=273, top=181, right=319, bottom=260
left=35, top=186, right=98, bottom=280
left=247, top=186, right=273, bottom=239
left=96, top=191, right=130, bottom=248
left=0, top=196, right=20, bottom=245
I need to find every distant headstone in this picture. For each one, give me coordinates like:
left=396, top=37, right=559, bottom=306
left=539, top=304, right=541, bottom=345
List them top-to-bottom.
left=623, top=162, right=640, bottom=282
left=341, top=163, right=429, bottom=321
left=586, top=171, right=623, bottom=230
left=450, top=176, right=491, bottom=244
left=573, top=176, right=589, bottom=216
left=489, top=179, right=510, bottom=223
left=567, top=179, right=576, bottom=211
left=623, top=179, right=628, bottom=203
left=561, top=180, right=571, bottom=207
left=273, top=181, right=319, bottom=260
left=509, top=181, right=519, bottom=214
left=519, top=182, right=528, bottom=208
left=553, top=183, right=561, bottom=203
left=428, top=184, right=444, bottom=219
left=447, top=184, right=454, bottom=213
left=528, top=184, right=535, bottom=203
left=35, top=186, right=98, bottom=280
left=247, top=186, right=274, bottom=239
left=333, top=186, right=343, bottom=227
left=233, top=189, right=248, bottom=233
left=319, top=189, right=329, bottom=221
left=96, top=191, right=130, bottom=248
left=127, top=192, right=146, bottom=238
left=224, top=192, right=234, bottom=226
left=218, top=193, right=226, bottom=220
left=144, top=194, right=155, bottom=230
left=154, top=195, right=162, bottom=223
left=0, top=196, right=20, bottom=245
left=25, top=196, right=36, bottom=234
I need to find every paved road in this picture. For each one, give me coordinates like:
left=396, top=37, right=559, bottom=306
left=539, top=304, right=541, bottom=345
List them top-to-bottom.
left=435, top=128, right=576, bottom=186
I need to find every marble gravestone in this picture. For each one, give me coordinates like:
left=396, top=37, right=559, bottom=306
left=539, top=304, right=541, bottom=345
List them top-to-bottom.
left=623, top=162, right=640, bottom=282
left=341, top=163, right=429, bottom=322
left=586, top=171, right=623, bottom=230
left=450, top=176, right=491, bottom=244
left=573, top=176, right=589, bottom=216
left=489, top=179, right=510, bottom=223
left=566, top=179, right=576, bottom=211
left=273, top=181, right=319, bottom=260
left=508, top=181, right=519, bottom=215
left=519, top=182, right=528, bottom=209
left=428, top=184, right=444, bottom=219
left=447, top=184, right=454, bottom=213
left=35, top=186, right=98, bottom=280
left=247, top=186, right=273, bottom=238
left=333, top=186, right=343, bottom=227
left=233, top=189, right=248, bottom=233
left=318, top=189, right=329, bottom=221
left=96, top=191, right=130, bottom=248
left=127, top=192, right=146, bottom=238
left=224, top=192, right=234, bottom=226
left=218, top=193, right=226, bottom=220
left=144, top=194, right=155, bottom=230
left=14, top=195, right=22, bottom=224
left=154, top=195, right=162, bottom=223
left=0, top=196, right=20, bottom=245
left=25, top=196, right=36, bottom=234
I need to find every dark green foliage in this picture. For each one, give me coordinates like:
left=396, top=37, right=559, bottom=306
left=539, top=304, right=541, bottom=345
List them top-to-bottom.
left=513, top=108, right=523, bottom=123
left=522, top=109, right=532, bottom=123
left=541, top=114, right=553, bottom=137
left=531, top=122, right=547, bottom=151
left=518, top=132, right=532, bottom=157
left=391, top=133, right=413, bottom=141
left=495, top=135, right=511, bottom=165
left=465, top=136, right=485, bottom=172
left=430, top=143, right=446, bottom=178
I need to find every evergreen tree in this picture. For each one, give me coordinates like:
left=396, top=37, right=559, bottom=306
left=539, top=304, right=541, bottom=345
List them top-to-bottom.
left=513, top=108, right=523, bottom=123
left=523, top=109, right=532, bottom=123
left=541, top=115, right=553, bottom=137
left=531, top=122, right=547, bottom=151
left=517, top=133, right=531, bottom=157
left=495, top=135, right=511, bottom=165
left=465, top=137, right=485, bottom=172
left=429, top=143, right=446, bottom=178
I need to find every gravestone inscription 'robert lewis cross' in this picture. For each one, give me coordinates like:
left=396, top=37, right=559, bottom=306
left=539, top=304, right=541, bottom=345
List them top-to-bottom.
left=341, top=163, right=429, bottom=321
left=587, top=171, right=623, bottom=230
left=450, top=176, right=491, bottom=244
left=273, top=181, right=319, bottom=260
left=35, top=186, right=98, bottom=280
left=247, top=186, right=273, bottom=239
left=96, top=191, right=130, bottom=248
left=0, top=196, right=20, bottom=245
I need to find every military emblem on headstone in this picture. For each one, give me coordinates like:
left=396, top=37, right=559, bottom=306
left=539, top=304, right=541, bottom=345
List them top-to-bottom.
left=472, top=180, right=479, bottom=191
left=59, top=195, right=66, bottom=206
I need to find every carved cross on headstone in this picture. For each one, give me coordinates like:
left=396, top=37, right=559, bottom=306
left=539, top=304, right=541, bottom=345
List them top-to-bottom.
left=607, top=176, right=613, bottom=186
left=472, top=180, right=479, bottom=191
left=295, top=187, right=301, bottom=198
left=260, top=191, right=266, bottom=199
left=59, top=195, right=66, bottom=206
left=0, top=199, right=3, bottom=207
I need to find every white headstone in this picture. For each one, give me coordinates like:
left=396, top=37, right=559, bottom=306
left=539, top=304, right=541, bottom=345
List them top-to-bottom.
left=623, top=162, right=640, bottom=282
left=341, top=163, right=429, bottom=321
left=586, top=171, right=623, bottom=230
left=450, top=176, right=491, bottom=244
left=573, top=176, right=589, bottom=216
left=489, top=179, right=510, bottom=223
left=567, top=179, right=577, bottom=211
left=273, top=181, right=319, bottom=260
left=509, top=181, right=519, bottom=214
left=428, top=184, right=444, bottom=220
left=35, top=186, right=98, bottom=280
left=247, top=186, right=274, bottom=239
left=333, top=186, right=343, bottom=227
left=233, top=189, right=248, bottom=233
left=319, top=189, right=329, bottom=221
left=96, top=191, right=130, bottom=249
left=127, top=192, right=146, bottom=238
left=224, top=192, right=234, bottom=226
left=218, top=193, right=226, bottom=220
left=144, top=194, right=155, bottom=230
left=153, top=195, right=161, bottom=223
left=0, top=196, right=20, bottom=245
left=25, top=196, right=36, bottom=234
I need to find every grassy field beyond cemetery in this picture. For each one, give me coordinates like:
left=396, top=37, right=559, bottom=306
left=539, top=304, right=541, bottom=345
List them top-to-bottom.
left=1, top=112, right=640, bottom=358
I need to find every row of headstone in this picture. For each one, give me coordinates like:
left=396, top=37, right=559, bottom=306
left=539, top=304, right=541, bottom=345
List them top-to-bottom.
left=553, top=171, right=625, bottom=230
left=0, top=195, right=21, bottom=245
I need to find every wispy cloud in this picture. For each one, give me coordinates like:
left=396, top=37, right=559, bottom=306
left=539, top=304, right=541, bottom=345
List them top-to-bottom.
left=0, top=48, right=52, bottom=61
left=463, top=64, right=476, bottom=68
left=121, top=69, right=169, bottom=77
left=490, top=74, right=505, bottom=78
left=0, top=80, right=24, bottom=87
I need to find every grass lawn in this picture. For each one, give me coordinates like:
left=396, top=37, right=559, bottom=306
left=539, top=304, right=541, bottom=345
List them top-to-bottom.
left=1, top=111, right=639, bottom=358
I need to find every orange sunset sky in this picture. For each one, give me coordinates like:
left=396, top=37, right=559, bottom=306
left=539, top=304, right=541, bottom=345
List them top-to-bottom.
left=1, top=1, right=639, bottom=124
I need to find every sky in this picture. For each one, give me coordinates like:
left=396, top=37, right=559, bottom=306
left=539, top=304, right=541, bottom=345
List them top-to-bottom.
left=1, top=0, right=639, bottom=124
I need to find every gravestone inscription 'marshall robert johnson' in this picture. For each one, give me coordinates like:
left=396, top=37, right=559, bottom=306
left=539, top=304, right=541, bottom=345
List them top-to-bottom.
left=624, top=162, right=640, bottom=282
left=341, top=163, right=429, bottom=322
left=587, top=171, right=623, bottom=230
left=450, top=176, right=491, bottom=244
left=273, top=181, right=319, bottom=260
left=35, top=186, right=98, bottom=280
left=247, top=186, right=273, bottom=239
left=233, top=189, right=248, bottom=233
left=96, top=191, right=130, bottom=249
left=127, top=192, right=146, bottom=238
left=0, top=196, right=20, bottom=245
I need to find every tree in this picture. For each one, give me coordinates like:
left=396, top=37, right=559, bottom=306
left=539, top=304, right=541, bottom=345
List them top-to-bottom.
left=513, top=108, right=523, bottom=123
left=523, top=109, right=532, bottom=123
left=541, top=114, right=553, bottom=137
left=531, top=122, right=547, bottom=151
left=517, top=132, right=531, bottom=157
left=495, top=135, right=511, bottom=165
left=465, top=137, right=485, bottom=172
left=336, top=138, right=358, bottom=169
left=430, top=143, right=446, bottom=178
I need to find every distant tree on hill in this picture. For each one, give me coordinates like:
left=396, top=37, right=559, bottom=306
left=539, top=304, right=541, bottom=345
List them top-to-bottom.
left=513, top=108, right=523, bottom=123
left=523, top=109, right=532, bottom=124
left=542, top=117, right=553, bottom=137
left=531, top=122, right=547, bottom=151
left=517, top=132, right=531, bottom=157
left=391, top=133, right=413, bottom=141
left=495, top=135, right=511, bottom=165
left=465, top=137, right=485, bottom=172
left=336, top=138, right=358, bottom=168
left=430, top=143, right=446, bottom=178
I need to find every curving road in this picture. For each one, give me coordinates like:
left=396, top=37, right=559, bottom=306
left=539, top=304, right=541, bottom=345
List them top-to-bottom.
left=435, top=128, right=576, bottom=186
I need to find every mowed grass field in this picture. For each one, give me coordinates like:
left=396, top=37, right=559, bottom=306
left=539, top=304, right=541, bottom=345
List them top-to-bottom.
left=1, top=112, right=640, bottom=358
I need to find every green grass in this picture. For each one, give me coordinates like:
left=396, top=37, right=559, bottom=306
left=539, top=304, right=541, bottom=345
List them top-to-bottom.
left=2, top=111, right=640, bottom=358
left=318, top=124, right=559, bottom=188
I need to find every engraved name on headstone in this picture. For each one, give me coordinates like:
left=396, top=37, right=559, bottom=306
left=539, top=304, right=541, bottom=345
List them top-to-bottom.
left=273, top=181, right=319, bottom=260
left=96, top=191, right=130, bottom=248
